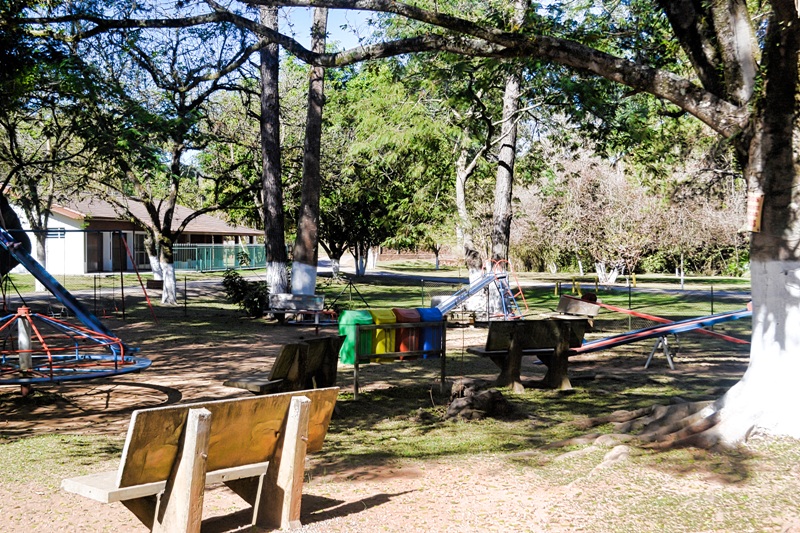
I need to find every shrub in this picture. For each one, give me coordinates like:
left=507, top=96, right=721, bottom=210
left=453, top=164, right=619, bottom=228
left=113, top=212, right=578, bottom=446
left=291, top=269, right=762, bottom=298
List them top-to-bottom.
left=222, top=269, right=268, bottom=317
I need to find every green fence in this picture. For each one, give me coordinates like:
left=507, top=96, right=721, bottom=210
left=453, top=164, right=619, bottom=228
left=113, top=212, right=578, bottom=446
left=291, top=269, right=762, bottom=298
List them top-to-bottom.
left=173, top=244, right=266, bottom=271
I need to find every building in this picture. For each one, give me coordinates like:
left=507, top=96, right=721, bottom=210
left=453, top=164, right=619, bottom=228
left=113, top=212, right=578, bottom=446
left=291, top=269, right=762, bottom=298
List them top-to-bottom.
left=15, top=197, right=263, bottom=275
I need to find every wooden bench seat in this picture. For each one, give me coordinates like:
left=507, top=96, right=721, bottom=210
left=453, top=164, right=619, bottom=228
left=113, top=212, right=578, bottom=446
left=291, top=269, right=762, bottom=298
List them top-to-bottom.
left=62, top=387, right=339, bottom=532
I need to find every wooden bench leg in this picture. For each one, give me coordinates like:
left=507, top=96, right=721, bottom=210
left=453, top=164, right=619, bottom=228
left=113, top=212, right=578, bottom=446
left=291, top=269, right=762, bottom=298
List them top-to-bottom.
left=541, top=324, right=572, bottom=390
left=495, top=337, right=525, bottom=393
left=254, top=395, right=311, bottom=530
left=153, top=407, right=213, bottom=533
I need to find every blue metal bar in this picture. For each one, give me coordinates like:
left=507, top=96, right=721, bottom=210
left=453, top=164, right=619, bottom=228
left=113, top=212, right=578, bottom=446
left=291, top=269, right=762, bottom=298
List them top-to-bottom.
left=0, top=227, right=117, bottom=340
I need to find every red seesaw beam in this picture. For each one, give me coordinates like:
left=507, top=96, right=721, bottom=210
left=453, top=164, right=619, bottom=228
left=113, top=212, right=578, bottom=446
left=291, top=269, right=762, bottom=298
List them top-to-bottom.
left=563, top=295, right=750, bottom=345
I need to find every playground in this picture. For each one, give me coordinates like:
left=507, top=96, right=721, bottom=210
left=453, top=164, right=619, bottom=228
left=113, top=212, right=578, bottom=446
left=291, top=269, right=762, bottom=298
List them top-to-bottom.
left=1, top=256, right=799, bottom=531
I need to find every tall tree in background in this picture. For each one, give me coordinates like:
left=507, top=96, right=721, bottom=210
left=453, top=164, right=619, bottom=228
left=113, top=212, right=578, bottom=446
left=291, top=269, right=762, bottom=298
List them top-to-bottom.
left=490, top=0, right=529, bottom=265
left=259, top=6, right=289, bottom=297
left=292, top=7, right=328, bottom=294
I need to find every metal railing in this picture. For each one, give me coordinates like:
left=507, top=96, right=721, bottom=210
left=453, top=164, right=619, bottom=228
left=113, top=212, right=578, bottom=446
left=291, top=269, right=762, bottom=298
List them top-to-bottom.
left=173, top=244, right=266, bottom=271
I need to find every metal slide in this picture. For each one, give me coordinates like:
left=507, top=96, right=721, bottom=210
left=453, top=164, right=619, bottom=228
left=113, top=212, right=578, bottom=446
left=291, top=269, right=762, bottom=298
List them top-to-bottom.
left=0, top=226, right=117, bottom=339
left=435, top=272, right=499, bottom=315
left=571, top=307, right=752, bottom=355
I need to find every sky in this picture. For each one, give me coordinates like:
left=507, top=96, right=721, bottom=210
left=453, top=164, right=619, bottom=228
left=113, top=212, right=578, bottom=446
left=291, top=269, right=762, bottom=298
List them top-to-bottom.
left=279, top=7, right=375, bottom=51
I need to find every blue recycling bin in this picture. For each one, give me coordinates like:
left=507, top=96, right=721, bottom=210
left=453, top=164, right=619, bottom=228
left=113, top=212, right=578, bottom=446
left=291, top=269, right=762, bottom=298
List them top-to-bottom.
left=416, top=307, right=443, bottom=358
left=338, top=310, right=374, bottom=364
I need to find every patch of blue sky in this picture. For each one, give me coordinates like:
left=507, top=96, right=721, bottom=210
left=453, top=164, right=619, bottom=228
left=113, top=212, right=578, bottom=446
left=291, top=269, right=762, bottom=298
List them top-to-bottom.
left=279, top=7, right=375, bottom=51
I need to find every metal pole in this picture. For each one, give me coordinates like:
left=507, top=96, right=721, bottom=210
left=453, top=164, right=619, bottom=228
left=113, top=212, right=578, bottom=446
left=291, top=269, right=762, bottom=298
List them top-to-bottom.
left=119, top=231, right=126, bottom=320
left=93, top=275, right=98, bottom=315
left=184, top=276, right=188, bottom=317
left=628, top=278, right=632, bottom=331
left=421, top=279, right=425, bottom=306
left=353, top=324, right=361, bottom=400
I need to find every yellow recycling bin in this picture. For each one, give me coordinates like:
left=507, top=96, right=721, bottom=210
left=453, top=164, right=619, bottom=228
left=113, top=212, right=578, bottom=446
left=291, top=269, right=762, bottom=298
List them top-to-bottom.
left=369, top=309, right=396, bottom=362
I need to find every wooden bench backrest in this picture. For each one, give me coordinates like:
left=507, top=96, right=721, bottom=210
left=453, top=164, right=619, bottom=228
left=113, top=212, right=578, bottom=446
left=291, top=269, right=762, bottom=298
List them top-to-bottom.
left=269, top=294, right=324, bottom=311
left=556, top=295, right=601, bottom=317
left=485, top=319, right=588, bottom=351
left=267, top=336, right=343, bottom=387
left=116, top=387, right=338, bottom=488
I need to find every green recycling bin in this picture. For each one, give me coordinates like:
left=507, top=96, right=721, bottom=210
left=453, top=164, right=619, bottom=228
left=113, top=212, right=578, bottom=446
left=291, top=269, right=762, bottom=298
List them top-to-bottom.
left=338, top=310, right=374, bottom=364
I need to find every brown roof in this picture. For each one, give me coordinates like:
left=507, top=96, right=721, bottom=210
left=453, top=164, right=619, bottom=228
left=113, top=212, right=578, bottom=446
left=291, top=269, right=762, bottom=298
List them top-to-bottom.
left=51, top=197, right=262, bottom=237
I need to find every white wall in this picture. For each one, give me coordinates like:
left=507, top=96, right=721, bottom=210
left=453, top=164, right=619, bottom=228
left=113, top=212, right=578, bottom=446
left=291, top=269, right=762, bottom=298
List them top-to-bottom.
left=10, top=206, right=86, bottom=275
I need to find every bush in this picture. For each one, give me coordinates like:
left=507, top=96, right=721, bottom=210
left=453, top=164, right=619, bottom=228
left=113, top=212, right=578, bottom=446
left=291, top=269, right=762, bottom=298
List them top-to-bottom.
left=222, top=269, right=268, bottom=317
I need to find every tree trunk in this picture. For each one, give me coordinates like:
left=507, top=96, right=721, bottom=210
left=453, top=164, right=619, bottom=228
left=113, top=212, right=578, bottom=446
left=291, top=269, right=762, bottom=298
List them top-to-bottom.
left=490, top=0, right=528, bottom=264
left=260, top=6, right=288, bottom=296
left=292, top=7, right=328, bottom=296
left=601, top=8, right=800, bottom=448
left=708, top=10, right=800, bottom=444
left=455, top=145, right=489, bottom=317
left=455, top=147, right=484, bottom=274
left=33, top=232, right=46, bottom=292
left=145, top=232, right=162, bottom=280
left=159, top=237, right=178, bottom=305
left=353, top=242, right=368, bottom=276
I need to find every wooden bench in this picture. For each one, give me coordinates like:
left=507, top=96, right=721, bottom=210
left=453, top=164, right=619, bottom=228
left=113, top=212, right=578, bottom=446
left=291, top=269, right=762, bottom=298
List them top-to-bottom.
left=268, top=293, right=336, bottom=334
left=467, top=318, right=589, bottom=391
left=223, top=335, right=343, bottom=394
left=61, top=387, right=339, bottom=532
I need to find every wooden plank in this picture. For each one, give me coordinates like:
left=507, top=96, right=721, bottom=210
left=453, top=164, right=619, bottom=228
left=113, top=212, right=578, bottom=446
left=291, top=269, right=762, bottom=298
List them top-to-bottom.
left=556, top=295, right=601, bottom=317
left=268, top=343, right=307, bottom=382
left=221, top=377, right=285, bottom=394
left=116, top=387, right=338, bottom=488
left=257, top=396, right=311, bottom=529
left=153, top=407, right=212, bottom=533
left=62, top=463, right=271, bottom=504
left=62, top=471, right=164, bottom=503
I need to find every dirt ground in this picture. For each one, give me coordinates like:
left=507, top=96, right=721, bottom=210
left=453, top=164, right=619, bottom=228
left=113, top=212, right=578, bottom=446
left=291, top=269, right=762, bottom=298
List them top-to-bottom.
left=0, top=293, right=797, bottom=533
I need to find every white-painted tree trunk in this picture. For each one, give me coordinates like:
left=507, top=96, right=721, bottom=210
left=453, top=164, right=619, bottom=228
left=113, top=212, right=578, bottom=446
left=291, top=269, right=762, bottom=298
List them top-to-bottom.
left=34, top=234, right=46, bottom=292
left=149, top=254, right=163, bottom=281
left=330, top=257, right=341, bottom=278
left=712, top=259, right=800, bottom=444
left=161, top=261, right=177, bottom=305
left=266, top=261, right=288, bottom=295
left=291, top=261, right=316, bottom=295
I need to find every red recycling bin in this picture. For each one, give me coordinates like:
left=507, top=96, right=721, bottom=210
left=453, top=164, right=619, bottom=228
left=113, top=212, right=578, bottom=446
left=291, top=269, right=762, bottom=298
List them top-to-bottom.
left=392, top=308, right=420, bottom=358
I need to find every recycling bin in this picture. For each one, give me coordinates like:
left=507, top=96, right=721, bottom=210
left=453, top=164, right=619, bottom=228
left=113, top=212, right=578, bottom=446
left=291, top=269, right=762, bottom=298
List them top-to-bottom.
left=416, top=307, right=443, bottom=358
left=392, top=308, right=420, bottom=357
left=368, top=309, right=397, bottom=358
left=338, top=310, right=373, bottom=364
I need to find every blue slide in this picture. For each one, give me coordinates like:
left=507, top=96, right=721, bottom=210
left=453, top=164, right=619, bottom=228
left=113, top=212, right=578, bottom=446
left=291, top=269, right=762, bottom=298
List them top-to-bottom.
left=0, top=226, right=118, bottom=339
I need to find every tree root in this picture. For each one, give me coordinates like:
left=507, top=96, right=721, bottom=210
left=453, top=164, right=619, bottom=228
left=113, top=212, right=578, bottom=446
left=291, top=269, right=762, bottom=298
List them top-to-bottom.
left=559, top=399, right=735, bottom=451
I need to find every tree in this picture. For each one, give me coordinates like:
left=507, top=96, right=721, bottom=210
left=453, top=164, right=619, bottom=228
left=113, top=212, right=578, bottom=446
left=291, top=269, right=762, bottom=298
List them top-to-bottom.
left=491, top=0, right=529, bottom=265
left=259, top=6, right=289, bottom=297
left=292, top=7, right=328, bottom=294
left=0, top=58, right=89, bottom=291
left=317, top=62, right=453, bottom=275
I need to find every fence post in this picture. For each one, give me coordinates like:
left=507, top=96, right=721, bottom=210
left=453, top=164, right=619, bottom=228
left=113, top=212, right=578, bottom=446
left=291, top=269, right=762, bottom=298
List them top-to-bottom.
left=627, top=278, right=632, bottom=331
left=421, top=279, right=425, bottom=306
